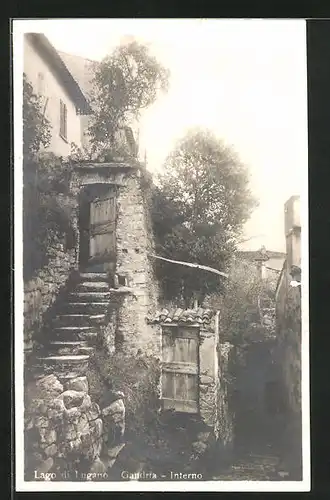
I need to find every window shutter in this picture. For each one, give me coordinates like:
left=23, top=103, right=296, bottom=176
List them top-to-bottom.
left=60, top=99, right=67, bottom=140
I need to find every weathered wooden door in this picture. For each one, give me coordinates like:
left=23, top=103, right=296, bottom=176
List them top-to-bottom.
left=88, top=189, right=116, bottom=270
left=161, top=326, right=199, bottom=413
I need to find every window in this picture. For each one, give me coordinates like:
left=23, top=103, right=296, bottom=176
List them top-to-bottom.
left=59, top=99, right=67, bottom=140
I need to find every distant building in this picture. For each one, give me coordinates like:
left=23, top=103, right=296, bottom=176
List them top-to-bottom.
left=24, top=33, right=92, bottom=157
left=235, top=247, right=285, bottom=282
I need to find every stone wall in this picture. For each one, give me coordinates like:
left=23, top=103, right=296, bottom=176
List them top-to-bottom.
left=70, top=163, right=161, bottom=358
left=114, top=169, right=161, bottom=357
left=274, top=195, right=302, bottom=477
left=275, top=195, right=301, bottom=416
left=24, top=242, right=78, bottom=355
left=275, top=263, right=302, bottom=477
left=275, top=265, right=301, bottom=414
left=199, top=320, right=218, bottom=428
left=215, top=342, right=234, bottom=458
left=25, top=374, right=126, bottom=481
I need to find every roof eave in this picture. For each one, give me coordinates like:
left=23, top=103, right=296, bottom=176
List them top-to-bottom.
left=25, top=33, right=92, bottom=115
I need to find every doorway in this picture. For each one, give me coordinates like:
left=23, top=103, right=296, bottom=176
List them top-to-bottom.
left=79, top=184, right=117, bottom=275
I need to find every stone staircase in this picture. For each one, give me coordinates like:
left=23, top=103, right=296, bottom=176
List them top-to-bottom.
left=35, top=272, right=112, bottom=382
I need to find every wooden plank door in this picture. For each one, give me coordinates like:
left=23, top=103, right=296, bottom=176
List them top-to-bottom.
left=88, top=191, right=116, bottom=268
left=161, top=326, right=199, bottom=413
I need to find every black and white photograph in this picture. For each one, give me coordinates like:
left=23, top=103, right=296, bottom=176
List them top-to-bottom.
left=13, top=18, right=309, bottom=492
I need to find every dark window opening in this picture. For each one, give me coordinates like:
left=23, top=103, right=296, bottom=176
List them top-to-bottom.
left=60, top=99, right=67, bottom=140
left=116, top=274, right=128, bottom=287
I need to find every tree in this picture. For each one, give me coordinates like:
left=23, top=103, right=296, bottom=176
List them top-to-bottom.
left=88, top=40, right=170, bottom=157
left=23, top=73, right=51, bottom=159
left=23, top=75, right=75, bottom=279
left=152, top=128, right=258, bottom=304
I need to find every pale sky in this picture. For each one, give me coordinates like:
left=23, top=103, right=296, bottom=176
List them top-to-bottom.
left=15, top=19, right=308, bottom=252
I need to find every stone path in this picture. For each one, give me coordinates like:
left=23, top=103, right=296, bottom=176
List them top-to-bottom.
left=212, top=452, right=290, bottom=481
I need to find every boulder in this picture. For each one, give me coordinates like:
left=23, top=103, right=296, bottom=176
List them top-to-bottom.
left=36, top=374, right=63, bottom=399
left=65, top=377, right=89, bottom=393
left=62, top=390, right=85, bottom=409
left=80, top=394, right=92, bottom=411
left=102, top=399, right=125, bottom=419
left=86, top=402, right=100, bottom=421
left=63, top=407, right=81, bottom=424
left=76, top=414, right=89, bottom=436
left=90, top=418, right=103, bottom=439
left=61, top=423, right=77, bottom=441
left=38, top=428, right=57, bottom=445
left=44, top=443, right=58, bottom=457
left=35, top=457, right=54, bottom=474
left=89, top=457, right=107, bottom=475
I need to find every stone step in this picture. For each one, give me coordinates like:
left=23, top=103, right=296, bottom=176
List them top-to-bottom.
left=79, top=272, right=109, bottom=282
left=77, top=282, right=110, bottom=292
left=69, top=292, right=111, bottom=302
left=65, top=302, right=109, bottom=314
left=53, top=313, right=106, bottom=327
left=54, top=326, right=98, bottom=342
left=48, top=340, right=89, bottom=356
left=49, top=345, right=94, bottom=356
left=79, top=346, right=95, bottom=355
left=35, top=354, right=90, bottom=377
left=37, top=354, right=90, bottom=362
left=56, top=372, right=82, bottom=382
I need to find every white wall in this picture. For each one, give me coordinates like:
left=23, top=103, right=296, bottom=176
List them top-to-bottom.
left=24, top=38, right=83, bottom=157
left=267, top=256, right=285, bottom=272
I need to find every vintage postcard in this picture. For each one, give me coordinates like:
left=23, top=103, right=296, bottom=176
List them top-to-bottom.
left=13, top=18, right=310, bottom=492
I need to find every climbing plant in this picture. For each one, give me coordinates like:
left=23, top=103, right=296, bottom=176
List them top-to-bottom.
left=23, top=73, right=51, bottom=159
left=23, top=153, right=77, bottom=280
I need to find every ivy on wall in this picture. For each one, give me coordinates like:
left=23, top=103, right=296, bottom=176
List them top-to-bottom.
left=23, top=75, right=77, bottom=280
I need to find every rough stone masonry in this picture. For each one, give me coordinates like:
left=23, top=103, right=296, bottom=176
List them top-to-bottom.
left=71, top=162, right=161, bottom=357
left=25, top=374, right=126, bottom=480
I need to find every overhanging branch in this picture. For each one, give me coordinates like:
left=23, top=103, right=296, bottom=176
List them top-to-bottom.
left=148, top=253, right=229, bottom=278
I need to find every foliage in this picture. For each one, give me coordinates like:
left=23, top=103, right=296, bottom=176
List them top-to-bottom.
left=88, top=40, right=170, bottom=155
left=23, top=73, right=51, bottom=159
left=23, top=74, right=76, bottom=279
left=151, top=128, right=258, bottom=304
left=68, top=133, right=138, bottom=164
left=23, top=153, right=77, bottom=280
left=207, top=258, right=276, bottom=346
left=87, top=348, right=161, bottom=444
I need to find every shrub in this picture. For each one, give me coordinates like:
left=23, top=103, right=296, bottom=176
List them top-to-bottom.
left=23, top=153, right=77, bottom=280
left=86, top=348, right=161, bottom=444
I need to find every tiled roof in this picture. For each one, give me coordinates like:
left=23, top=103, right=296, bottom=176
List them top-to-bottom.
left=58, top=51, right=98, bottom=100
left=236, top=249, right=286, bottom=262
left=147, top=308, right=216, bottom=325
